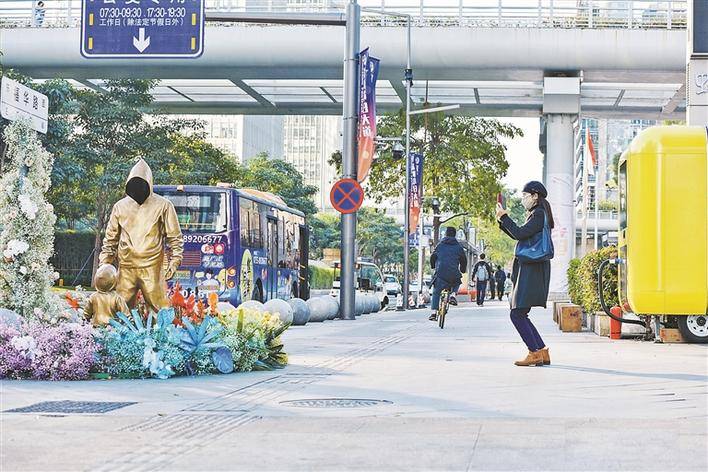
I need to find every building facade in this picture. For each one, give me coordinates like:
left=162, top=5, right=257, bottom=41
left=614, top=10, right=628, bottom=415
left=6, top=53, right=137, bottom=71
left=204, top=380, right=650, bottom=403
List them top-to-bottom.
left=193, top=115, right=285, bottom=163
left=282, top=115, right=342, bottom=210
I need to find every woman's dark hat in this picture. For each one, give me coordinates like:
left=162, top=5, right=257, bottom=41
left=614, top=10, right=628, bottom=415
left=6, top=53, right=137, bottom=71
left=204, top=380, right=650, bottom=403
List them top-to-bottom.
left=522, top=181, right=548, bottom=198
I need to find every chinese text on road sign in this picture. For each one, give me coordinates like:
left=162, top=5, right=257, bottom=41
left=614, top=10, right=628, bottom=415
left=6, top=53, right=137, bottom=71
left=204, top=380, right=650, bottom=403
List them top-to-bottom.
left=81, top=0, right=204, bottom=58
left=1, top=77, right=49, bottom=134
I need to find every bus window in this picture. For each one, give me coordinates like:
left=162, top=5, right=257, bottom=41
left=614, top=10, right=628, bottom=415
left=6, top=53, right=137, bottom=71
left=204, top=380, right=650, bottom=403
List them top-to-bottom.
left=162, top=191, right=228, bottom=233
left=239, top=199, right=263, bottom=248
left=277, top=215, right=286, bottom=268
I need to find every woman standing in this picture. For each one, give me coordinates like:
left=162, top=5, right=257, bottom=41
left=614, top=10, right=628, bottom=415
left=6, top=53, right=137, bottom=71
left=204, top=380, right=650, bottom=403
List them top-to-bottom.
left=496, top=181, right=553, bottom=367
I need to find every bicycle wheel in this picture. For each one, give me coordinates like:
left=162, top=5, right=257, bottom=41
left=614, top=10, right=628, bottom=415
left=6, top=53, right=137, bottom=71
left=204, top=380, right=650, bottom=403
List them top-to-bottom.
left=439, top=293, right=448, bottom=329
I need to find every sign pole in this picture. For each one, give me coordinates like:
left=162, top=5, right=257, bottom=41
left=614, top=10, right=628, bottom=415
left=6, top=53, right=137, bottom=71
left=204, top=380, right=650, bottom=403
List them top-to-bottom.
left=340, top=0, right=360, bottom=320
left=402, top=15, right=412, bottom=310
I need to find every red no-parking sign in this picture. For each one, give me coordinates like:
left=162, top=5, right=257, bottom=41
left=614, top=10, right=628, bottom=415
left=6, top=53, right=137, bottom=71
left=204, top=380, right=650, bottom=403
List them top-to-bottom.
left=330, top=178, right=364, bottom=214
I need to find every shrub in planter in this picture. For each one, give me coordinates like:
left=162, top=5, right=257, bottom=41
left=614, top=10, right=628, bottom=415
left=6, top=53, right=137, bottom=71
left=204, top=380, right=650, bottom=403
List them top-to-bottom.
left=575, top=246, right=619, bottom=314
left=567, top=258, right=582, bottom=306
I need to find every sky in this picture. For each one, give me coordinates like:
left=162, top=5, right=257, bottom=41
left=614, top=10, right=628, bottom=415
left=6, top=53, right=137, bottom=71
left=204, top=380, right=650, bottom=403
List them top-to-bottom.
left=496, top=117, right=544, bottom=195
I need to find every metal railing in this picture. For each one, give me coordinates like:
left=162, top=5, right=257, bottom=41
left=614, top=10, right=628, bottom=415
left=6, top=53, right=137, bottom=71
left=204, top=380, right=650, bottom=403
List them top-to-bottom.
left=0, top=0, right=687, bottom=29
left=577, top=210, right=619, bottom=220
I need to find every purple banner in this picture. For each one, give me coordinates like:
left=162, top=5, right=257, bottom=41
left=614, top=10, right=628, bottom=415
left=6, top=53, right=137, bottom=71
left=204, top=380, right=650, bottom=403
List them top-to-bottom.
left=357, top=48, right=380, bottom=182
left=408, top=152, right=424, bottom=235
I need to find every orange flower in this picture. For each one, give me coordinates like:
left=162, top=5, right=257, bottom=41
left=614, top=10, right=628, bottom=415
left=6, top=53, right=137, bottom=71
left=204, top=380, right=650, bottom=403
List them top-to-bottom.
left=65, top=292, right=80, bottom=310
left=208, top=292, right=218, bottom=315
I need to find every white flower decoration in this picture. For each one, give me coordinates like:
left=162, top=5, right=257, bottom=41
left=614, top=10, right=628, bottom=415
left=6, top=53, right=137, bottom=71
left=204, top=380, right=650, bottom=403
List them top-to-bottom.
left=18, top=194, right=38, bottom=220
left=3, top=239, right=29, bottom=259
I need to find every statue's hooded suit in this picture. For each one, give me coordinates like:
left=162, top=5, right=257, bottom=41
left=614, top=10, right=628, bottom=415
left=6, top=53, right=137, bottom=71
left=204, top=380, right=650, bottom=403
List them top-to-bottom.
left=99, top=159, right=183, bottom=313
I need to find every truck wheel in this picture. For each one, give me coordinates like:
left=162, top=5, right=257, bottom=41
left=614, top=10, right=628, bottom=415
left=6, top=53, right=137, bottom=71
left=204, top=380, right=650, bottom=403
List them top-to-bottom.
left=677, top=315, right=708, bottom=343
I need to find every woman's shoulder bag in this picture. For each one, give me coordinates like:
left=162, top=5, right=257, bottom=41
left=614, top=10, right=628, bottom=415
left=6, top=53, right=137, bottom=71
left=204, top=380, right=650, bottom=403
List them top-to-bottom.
left=515, top=209, right=554, bottom=263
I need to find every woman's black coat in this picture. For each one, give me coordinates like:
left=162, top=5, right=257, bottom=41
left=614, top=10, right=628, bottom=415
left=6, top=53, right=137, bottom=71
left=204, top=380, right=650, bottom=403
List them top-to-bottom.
left=499, top=205, right=551, bottom=309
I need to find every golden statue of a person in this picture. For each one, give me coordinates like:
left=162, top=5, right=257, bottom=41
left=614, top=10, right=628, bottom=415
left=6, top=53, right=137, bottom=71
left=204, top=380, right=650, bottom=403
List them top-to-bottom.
left=99, top=159, right=184, bottom=313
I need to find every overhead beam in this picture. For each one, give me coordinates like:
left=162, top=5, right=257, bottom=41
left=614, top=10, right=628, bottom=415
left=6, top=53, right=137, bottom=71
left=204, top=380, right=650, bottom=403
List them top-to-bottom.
left=76, top=79, right=107, bottom=93
left=230, top=79, right=275, bottom=108
left=389, top=79, right=406, bottom=104
left=662, top=83, right=686, bottom=114
left=166, top=86, right=194, bottom=102
left=320, top=87, right=338, bottom=103
left=613, top=89, right=625, bottom=107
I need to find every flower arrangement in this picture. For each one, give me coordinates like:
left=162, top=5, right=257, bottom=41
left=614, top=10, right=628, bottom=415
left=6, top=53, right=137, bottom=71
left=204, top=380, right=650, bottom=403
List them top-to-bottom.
left=0, top=120, right=60, bottom=320
left=1, top=296, right=291, bottom=380
left=0, top=321, right=97, bottom=380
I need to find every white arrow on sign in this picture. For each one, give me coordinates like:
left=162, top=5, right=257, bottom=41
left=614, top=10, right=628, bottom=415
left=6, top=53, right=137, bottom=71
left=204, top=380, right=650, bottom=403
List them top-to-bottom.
left=133, top=28, right=151, bottom=53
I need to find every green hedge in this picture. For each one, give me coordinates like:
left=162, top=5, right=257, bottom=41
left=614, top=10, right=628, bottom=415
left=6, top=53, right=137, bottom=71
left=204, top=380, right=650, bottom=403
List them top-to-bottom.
left=51, top=231, right=96, bottom=287
left=566, top=246, right=619, bottom=313
left=308, top=264, right=335, bottom=290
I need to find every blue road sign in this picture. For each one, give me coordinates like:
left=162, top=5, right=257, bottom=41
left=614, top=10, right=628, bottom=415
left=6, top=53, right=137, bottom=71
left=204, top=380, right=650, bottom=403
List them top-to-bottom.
left=81, top=0, right=204, bottom=58
left=330, top=178, right=364, bottom=214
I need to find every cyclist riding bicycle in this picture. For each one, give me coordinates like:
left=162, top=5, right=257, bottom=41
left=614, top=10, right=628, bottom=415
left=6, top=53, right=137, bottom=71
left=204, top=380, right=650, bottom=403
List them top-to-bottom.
left=429, top=226, right=468, bottom=321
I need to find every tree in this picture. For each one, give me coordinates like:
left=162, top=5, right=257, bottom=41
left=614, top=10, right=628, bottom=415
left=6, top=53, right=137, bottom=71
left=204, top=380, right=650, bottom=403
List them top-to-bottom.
left=0, top=120, right=58, bottom=318
left=238, top=154, right=318, bottom=217
left=356, top=208, right=403, bottom=268
left=308, top=213, right=341, bottom=259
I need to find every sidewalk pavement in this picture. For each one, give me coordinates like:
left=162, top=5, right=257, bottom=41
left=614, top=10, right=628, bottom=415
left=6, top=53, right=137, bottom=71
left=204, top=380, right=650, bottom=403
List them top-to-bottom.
left=2, top=300, right=707, bottom=471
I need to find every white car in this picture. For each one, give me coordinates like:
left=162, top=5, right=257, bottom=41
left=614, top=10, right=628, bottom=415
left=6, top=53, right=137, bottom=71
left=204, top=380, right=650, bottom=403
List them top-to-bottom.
left=383, top=274, right=401, bottom=296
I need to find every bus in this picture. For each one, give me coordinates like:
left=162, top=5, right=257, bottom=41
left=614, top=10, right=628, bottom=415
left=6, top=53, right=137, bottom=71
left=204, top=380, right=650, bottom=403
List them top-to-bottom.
left=153, top=184, right=309, bottom=306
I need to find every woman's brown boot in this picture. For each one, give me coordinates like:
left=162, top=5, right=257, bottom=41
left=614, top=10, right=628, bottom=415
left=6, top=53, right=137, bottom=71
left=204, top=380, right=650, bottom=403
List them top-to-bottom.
left=540, top=347, right=550, bottom=365
left=514, top=350, right=544, bottom=367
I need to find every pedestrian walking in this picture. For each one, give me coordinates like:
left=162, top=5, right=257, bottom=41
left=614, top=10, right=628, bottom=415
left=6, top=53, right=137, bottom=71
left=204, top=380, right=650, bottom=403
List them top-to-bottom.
left=34, top=1, right=45, bottom=27
left=496, top=181, right=554, bottom=367
left=471, top=254, right=492, bottom=306
left=494, top=265, right=507, bottom=301
left=489, top=273, right=496, bottom=300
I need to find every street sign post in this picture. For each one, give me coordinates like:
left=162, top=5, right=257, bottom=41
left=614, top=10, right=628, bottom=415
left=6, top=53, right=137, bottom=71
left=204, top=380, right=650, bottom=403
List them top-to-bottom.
left=80, top=0, right=204, bottom=58
left=1, top=77, right=49, bottom=134
left=330, top=178, right=364, bottom=214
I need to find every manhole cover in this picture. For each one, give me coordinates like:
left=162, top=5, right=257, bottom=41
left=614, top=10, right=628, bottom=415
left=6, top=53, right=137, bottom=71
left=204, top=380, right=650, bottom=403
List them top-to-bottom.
left=279, top=398, right=392, bottom=408
left=6, top=401, right=136, bottom=414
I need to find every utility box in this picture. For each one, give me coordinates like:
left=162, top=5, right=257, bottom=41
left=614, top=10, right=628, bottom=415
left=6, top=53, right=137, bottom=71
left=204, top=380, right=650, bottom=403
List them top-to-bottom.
left=617, top=126, right=708, bottom=316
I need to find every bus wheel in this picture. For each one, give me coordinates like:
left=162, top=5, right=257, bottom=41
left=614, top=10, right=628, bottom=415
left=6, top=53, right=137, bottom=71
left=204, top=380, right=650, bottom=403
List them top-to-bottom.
left=252, top=284, right=263, bottom=303
left=677, top=315, right=708, bottom=343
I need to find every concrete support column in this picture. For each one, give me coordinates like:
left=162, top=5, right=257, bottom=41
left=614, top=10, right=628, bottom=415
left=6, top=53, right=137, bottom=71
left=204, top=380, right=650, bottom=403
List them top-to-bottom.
left=544, top=114, right=576, bottom=297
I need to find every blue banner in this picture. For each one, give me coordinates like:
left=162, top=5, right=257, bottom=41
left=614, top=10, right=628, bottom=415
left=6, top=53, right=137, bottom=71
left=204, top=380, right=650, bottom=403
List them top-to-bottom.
left=408, top=152, right=424, bottom=235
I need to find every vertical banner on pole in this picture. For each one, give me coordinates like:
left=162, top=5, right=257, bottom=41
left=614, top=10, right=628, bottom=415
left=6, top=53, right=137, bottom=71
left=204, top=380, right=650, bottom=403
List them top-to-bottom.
left=357, top=48, right=380, bottom=183
left=408, top=152, right=424, bottom=237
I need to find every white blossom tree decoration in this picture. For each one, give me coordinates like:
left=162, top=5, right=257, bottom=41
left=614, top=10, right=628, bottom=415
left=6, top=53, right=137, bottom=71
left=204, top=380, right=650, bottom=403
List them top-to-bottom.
left=0, top=119, right=59, bottom=318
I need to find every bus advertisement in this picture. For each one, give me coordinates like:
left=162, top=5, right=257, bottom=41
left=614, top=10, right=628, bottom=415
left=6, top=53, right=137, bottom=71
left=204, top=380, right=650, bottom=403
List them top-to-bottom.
left=153, top=184, right=308, bottom=307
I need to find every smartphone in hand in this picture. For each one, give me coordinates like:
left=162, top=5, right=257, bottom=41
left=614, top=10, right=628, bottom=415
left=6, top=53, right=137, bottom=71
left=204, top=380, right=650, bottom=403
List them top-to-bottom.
left=497, top=192, right=506, bottom=210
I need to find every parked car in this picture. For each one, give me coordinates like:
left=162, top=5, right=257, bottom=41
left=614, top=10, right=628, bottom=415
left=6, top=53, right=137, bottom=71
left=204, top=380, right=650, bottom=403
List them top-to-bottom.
left=383, top=274, right=401, bottom=296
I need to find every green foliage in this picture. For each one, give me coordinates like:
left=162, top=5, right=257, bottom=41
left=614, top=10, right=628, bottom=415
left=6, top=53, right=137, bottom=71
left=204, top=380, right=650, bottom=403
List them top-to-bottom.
left=238, top=154, right=318, bottom=216
left=598, top=200, right=618, bottom=211
left=309, top=208, right=405, bottom=268
left=356, top=208, right=403, bottom=267
left=308, top=213, right=341, bottom=259
left=476, top=218, right=516, bottom=268
left=51, top=231, right=95, bottom=287
left=567, top=246, right=619, bottom=313
left=567, top=258, right=582, bottom=306
left=308, top=264, right=335, bottom=290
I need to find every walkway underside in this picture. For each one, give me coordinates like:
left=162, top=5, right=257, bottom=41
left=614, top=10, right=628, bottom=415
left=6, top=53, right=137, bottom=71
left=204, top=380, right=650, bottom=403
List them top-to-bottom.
left=0, top=26, right=686, bottom=119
